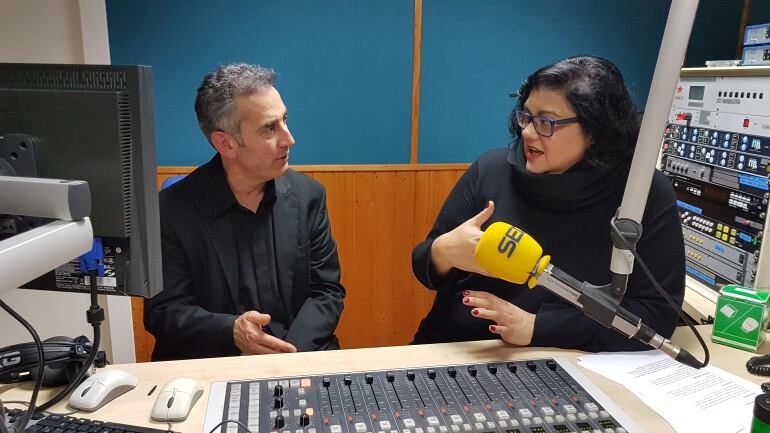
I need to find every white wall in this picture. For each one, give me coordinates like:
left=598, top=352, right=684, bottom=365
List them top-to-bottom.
left=0, top=0, right=136, bottom=364
left=0, top=0, right=85, bottom=63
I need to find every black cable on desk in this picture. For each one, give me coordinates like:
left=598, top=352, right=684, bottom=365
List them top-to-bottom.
left=35, top=269, right=104, bottom=413
left=0, top=299, right=45, bottom=433
left=747, top=355, right=770, bottom=376
left=0, top=399, right=11, bottom=433
left=1, top=400, right=79, bottom=417
left=206, top=419, right=255, bottom=433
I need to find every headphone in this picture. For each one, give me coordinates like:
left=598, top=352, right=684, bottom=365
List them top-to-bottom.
left=0, top=336, right=104, bottom=387
left=748, top=355, right=770, bottom=377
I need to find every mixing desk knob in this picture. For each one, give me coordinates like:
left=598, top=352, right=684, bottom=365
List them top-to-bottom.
left=546, top=360, right=557, bottom=371
left=526, top=361, right=536, bottom=372
left=506, top=363, right=517, bottom=373
left=487, top=364, right=497, bottom=375
left=467, top=366, right=477, bottom=376
left=447, top=367, right=457, bottom=378
left=427, top=369, right=436, bottom=379
left=407, top=370, right=416, bottom=381
left=387, top=371, right=395, bottom=382
left=365, top=374, right=374, bottom=384
left=344, top=376, right=352, bottom=386
left=323, top=377, right=331, bottom=387
left=274, top=384, right=284, bottom=397
left=274, top=397, right=284, bottom=408
left=300, top=413, right=310, bottom=427
left=275, top=415, right=286, bottom=429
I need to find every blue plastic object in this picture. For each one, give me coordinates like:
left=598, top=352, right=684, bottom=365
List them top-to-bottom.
left=744, top=23, right=770, bottom=47
left=161, top=174, right=186, bottom=190
left=80, top=237, right=105, bottom=276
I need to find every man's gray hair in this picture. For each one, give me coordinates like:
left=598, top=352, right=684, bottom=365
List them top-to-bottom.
left=195, top=63, right=276, bottom=141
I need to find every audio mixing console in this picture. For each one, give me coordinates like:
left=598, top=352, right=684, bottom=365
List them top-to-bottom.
left=204, top=358, right=639, bottom=433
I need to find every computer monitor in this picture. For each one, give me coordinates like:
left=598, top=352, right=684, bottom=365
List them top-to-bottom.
left=0, top=63, right=162, bottom=298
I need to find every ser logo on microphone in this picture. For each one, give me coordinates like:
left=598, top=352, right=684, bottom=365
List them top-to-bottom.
left=497, top=226, right=523, bottom=258
left=0, top=351, right=21, bottom=368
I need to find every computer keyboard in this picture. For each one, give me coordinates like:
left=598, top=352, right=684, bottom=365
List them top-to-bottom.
left=21, top=414, right=172, bottom=433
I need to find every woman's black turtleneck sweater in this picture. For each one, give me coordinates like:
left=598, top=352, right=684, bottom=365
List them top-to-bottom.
left=412, top=147, right=685, bottom=352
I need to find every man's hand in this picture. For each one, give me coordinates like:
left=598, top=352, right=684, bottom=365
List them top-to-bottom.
left=431, top=201, right=495, bottom=276
left=463, top=290, right=535, bottom=346
left=234, top=311, right=297, bottom=355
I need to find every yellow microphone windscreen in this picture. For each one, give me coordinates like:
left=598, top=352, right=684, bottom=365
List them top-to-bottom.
left=474, top=222, right=543, bottom=285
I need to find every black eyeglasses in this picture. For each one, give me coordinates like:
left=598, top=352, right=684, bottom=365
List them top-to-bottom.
left=515, top=110, right=579, bottom=137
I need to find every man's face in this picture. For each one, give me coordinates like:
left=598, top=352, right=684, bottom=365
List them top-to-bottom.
left=228, top=87, right=295, bottom=182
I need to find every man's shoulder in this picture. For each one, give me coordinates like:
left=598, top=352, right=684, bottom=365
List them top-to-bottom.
left=158, top=158, right=219, bottom=210
left=159, top=167, right=202, bottom=203
left=281, top=169, right=325, bottom=196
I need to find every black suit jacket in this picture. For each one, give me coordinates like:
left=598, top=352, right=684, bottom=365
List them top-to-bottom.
left=144, top=155, right=345, bottom=360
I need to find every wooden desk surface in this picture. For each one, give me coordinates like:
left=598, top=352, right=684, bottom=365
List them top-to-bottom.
left=1, top=325, right=766, bottom=433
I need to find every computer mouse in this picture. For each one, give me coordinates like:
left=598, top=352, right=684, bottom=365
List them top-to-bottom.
left=68, top=368, right=138, bottom=412
left=151, top=377, right=204, bottom=422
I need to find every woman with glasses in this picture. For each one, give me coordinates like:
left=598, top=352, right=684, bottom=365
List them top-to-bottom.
left=411, top=56, right=685, bottom=351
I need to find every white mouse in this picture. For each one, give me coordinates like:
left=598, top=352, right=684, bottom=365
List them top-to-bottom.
left=68, top=368, right=138, bottom=411
left=151, top=377, right=204, bottom=422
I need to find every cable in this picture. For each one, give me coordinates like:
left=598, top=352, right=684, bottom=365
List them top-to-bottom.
left=611, top=221, right=710, bottom=368
left=35, top=270, right=103, bottom=413
left=0, top=300, right=45, bottom=433
left=747, top=355, right=770, bottom=376
left=0, top=399, right=10, bottom=433
left=1, top=401, right=80, bottom=416
left=207, top=419, right=255, bottom=433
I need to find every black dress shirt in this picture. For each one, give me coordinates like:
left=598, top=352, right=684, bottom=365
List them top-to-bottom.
left=230, top=181, right=291, bottom=339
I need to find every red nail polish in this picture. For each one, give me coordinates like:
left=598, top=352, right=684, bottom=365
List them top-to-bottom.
left=463, top=290, right=469, bottom=296
left=463, top=297, right=470, bottom=304
left=472, top=309, right=479, bottom=316
left=490, top=325, right=496, bottom=332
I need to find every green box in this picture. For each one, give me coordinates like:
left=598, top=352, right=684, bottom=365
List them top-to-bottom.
left=712, top=284, right=770, bottom=352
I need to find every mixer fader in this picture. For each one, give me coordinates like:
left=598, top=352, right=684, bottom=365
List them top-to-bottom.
left=205, top=358, right=637, bottom=433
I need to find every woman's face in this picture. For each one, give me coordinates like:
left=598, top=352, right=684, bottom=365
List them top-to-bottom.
left=521, top=88, right=592, bottom=174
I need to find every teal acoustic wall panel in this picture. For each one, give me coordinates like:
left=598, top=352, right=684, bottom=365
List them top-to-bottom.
left=107, top=0, right=414, bottom=165
left=417, top=0, right=671, bottom=163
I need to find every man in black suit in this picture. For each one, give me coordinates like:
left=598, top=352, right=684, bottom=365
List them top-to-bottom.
left=144, top=63, right=345, bottom=360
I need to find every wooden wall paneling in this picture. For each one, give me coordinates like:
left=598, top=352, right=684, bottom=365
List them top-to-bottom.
left=408, top=169, right=464, bottom=335
left=392, top=170, right=428, bottom=345
left=412, top=170, right=433, bottom=240
left=431, top=170, right=460, bottom=213
left=308, top=171, right=356, bottom=347
left=370, top=171, right=397, bottom=347
left=329, top=172, right=357, bottom=345
left=331, top=172, right=356, bottom=279
left=348, top=172, right=377, bottom=346
left=130, top=297, right=153, bottom=361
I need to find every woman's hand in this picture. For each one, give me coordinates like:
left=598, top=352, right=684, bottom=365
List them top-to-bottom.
left=431, top=201, right=495, bottom=276
left=463, top=290, right=535, bottom=345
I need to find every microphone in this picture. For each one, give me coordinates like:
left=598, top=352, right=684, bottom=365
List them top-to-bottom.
left=474, top=222, right=702, bottom=369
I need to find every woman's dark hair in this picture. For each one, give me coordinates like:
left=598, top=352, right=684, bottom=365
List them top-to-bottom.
left=509, top=56, right=640, bottom=171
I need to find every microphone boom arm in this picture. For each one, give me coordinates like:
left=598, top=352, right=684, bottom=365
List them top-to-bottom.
left=608, top=0, right=699, bottom=301
left=535, top=263, right=702, bottom=369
